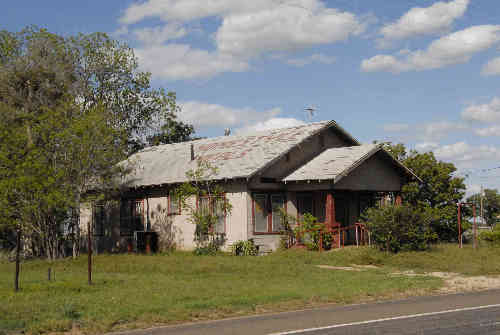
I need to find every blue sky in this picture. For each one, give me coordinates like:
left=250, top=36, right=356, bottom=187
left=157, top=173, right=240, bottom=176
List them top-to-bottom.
left=2, top=0, right=500, bottom=194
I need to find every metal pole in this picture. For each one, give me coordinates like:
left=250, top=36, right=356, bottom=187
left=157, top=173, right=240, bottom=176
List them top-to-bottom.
left=458, top=203, right=462, bottom=248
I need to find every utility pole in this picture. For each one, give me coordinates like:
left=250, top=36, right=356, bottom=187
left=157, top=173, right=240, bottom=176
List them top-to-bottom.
left=480, top=185, right=484, bottom=226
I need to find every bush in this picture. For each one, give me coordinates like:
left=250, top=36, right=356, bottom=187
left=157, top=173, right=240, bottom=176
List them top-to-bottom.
left=363, top=204, right=437, bottom=253
left=479, top=225, right=500, bottom=246
left=231, top=239, right=259, bottom=256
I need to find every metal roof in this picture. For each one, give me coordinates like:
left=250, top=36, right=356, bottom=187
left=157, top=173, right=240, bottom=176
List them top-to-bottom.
left=123, top=120, right=341, bottom=187
left=282, top=144, right=422, bottom=183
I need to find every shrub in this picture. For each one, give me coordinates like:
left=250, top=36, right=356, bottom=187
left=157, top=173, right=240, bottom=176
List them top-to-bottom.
left=363, top=204, right=437, bottom=253
left=479, top=225, right=500, bottom=246
left=231, top=239, right=259, bottom=256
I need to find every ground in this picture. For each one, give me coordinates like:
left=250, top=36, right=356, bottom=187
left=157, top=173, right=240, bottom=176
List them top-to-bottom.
left=1, top=244, right=500, bottom=335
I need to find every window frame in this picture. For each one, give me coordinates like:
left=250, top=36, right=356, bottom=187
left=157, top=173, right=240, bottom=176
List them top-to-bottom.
left=168, top=192, right=181, bottom=215
left=252, top=192, right=287, bottom=234
left=296, top=192, right=314, bottom=221
left=197, top=194, right=227, bottom=234
left=120, top=199, right=145, bottom=236
left=92, top=203, right=105, bottom=236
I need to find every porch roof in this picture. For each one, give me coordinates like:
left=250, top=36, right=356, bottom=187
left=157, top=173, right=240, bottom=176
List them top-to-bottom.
left=282, top=144, right=421, bottom=183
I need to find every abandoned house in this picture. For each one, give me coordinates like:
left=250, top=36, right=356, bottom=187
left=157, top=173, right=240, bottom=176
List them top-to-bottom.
left=79, top=120, right=420, bottom=253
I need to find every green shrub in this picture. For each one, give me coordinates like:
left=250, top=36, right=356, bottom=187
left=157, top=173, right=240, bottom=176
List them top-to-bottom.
left=363, top=204, right=437, bottom=253
left=479, top=225, right=500, bottom=246
left=231, top=239, right=259, bottom=256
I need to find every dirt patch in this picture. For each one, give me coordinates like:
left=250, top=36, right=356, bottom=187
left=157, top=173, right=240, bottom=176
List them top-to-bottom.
left=318, top=265, right=500, bottom=293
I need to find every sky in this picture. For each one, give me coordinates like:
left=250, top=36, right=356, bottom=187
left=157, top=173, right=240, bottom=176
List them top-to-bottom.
left=2, top=0, right=500, bottom=195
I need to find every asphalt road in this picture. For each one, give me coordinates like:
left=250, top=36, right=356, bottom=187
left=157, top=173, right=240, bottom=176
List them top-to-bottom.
left=111, top=290, right=500, bottom=335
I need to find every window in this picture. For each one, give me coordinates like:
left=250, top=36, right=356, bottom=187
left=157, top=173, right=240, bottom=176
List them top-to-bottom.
left=168, top=192, right=181, bottom=215
left=253, top=193, right=286, bottom=233
left=297, top=193, right=314, bottom=220
left=199, top=195, right=226, bottom=234
left=120, top=199, right=144, bottom=236
left=92, top=203, right=105, bottom=236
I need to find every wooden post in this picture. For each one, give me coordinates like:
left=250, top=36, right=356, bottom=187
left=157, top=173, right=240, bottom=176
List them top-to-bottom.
left=325, top=192, right=335, bottom=229
left=458, top=203, right=462, bottom=249
left=473, top=204, right=477, bottom=250
left=87, top=219, right=92, bottom=285
left=355, top=224, right=359, bottom=247
left=14, top=228, right=21, bottom=292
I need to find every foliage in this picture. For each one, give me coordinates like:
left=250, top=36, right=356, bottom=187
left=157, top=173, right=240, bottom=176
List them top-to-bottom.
left=0, top=26, right=194, bottom=261
left=384, top=143, right=466, bottom=241
left=175, top=160, right=232, bottom=254
left=467, top=188, right=500, bottom=227
left=363, top=204, right=438, bottom=253
left=278, top=210, right=332, bottom=251
left=479, top=225, right=500, bottom=246
left=231, top=239, right=259, bottom=256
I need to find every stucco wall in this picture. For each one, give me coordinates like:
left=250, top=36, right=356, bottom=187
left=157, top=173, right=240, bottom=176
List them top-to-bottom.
left=333, top=151, right=403, bottom=191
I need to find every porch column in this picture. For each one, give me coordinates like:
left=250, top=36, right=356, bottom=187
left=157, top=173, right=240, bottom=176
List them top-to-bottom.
left=325, top=192, right=336, bottom=229
left=395, top=193, right=402, bottom=206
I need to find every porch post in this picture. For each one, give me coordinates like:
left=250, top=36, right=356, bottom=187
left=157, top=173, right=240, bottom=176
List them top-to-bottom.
left=325, top=192, right=335, bottom=229
left=395, top=193, right=402, bottom=206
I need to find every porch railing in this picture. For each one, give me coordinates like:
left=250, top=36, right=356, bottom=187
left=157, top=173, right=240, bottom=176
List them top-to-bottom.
left=294, top=222, right=371, bottom=252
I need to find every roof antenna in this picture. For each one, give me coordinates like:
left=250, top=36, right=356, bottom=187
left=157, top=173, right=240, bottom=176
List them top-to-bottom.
left=304, top=105, right=316, bottom=121
left=224, top=128, right=231, bottom=136
left=190, top=143, right=195, bottom=161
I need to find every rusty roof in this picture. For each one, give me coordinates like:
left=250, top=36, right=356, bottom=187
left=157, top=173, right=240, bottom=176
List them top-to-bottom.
left=123, top=120, right=349, bottom=187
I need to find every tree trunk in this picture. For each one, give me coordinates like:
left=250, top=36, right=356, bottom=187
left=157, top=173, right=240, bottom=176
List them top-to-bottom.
left=87, top=219, right=92, bottom=285
left=14, top=228, right=21, bottom=292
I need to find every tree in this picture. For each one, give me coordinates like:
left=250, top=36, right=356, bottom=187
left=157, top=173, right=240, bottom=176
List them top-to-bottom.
left=0, top=27, right=194, bottom=289
left=384, top=143, right=466, bottom=241
left=175, top=160, right=232, bottom=255
left=467, top=188, right=500, bottom=227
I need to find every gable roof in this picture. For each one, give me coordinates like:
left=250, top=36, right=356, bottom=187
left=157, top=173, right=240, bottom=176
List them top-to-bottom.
left=123, top=120, right=358, bottom=187
left=282, top=144, right=421, bottom=183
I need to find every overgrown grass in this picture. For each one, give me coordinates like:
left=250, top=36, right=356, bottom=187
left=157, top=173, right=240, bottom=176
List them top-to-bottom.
left=1, top=243, right=497, bottom=334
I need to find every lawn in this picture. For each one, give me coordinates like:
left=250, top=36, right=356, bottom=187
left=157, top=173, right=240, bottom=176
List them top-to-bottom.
left=1, top=244, right=498, bottom=334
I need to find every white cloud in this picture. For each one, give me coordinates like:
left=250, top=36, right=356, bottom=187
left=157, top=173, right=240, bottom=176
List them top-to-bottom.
left=120, top=0, right=274, bottom=24
left=379, top=0, right=469, bottom=44
left=215, top=3, right=365, bottom=57
left=133, top=23, right=187, bottom=45
left=362, top=25, right=500, bottom=73
left=134, top=44, right=249, bottom=80
left=286, top=53, right=336, bottom=67
left=481, top=57, right=500, bottom=76
left=462, top=97, right=500, bottom=123
left=179, top=101, right=281, bottom=128
left=236, top=118, right=306, bottom=134
left=383, top=121, right=467, bottom=140
left=383, top=123, right=410, bottom=132
left=475, top=126, right=500, bottom=137
left=415, top=142, right=439, bottom=152
left=434, top=142, right=500, bottom=162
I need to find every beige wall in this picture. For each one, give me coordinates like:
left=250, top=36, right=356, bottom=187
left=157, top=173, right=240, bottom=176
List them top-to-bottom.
left=80, top=182, right=248, bottom=252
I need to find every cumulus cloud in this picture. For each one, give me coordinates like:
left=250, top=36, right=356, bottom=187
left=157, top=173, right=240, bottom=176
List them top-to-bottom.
left=378, top=0, right=469, bottom=45
left=215, top=3, right=365, bottom=57
left=132, top=23, right=187, bottom=45
left=362, top=25, right=500, bottom=73
left=134, top=44, right=249, bottom=80
left=286, top=53, right=336, bottom=67
left=481, top=57, right=500, bottom=76
left=462, top=97, right=500, bottom=123
left=178, top=101, right=281, bottom=128
left=236, top=117, right=306, bottom=134
left=383, top=121, right=467, bottom=140
left=475, top=126, right=500, bottom=137
left=415, top=142, right=439, bottom=152
left=433, top=142, right=500, bottom=162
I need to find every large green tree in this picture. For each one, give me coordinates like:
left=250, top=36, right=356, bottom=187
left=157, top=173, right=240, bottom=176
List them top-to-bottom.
left=0, top=27, right=194, bottom=290
left=384, top=143, right=466, bottom=241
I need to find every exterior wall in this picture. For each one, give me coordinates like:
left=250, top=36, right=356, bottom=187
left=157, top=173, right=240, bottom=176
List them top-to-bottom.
left=333, top=152, right=403, bottom=192
left=79, top=182, right=248, bottom=252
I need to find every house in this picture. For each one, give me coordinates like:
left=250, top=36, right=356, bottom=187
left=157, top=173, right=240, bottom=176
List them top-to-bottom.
left=80, top=120, right=420, bottom=252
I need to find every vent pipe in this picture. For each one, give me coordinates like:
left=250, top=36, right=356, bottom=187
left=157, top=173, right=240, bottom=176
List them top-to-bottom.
left=224, top=128, right=231, bottom=136
left=190, top=143, right=195, bottom=161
